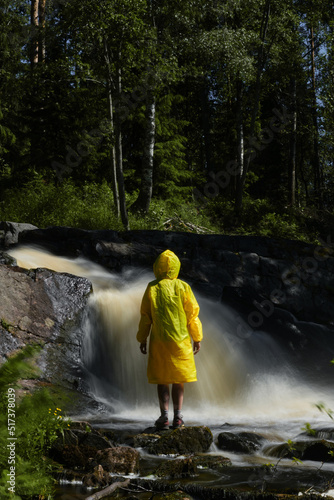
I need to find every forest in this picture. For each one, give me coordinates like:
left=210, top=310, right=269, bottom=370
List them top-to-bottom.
left=0, top=0, right=333, bottom=242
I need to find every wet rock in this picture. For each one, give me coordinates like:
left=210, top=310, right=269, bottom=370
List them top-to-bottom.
left=0, top=221, right=38, bottom=247
left=0, top=251, right=16, bottom=265
left=0, top=262, right=92, bottom=392
left=49, top=426, right=111, bottom=470
left=146, top=426, right=213, bottom=455
left=298, top=426, right=334, bottom=441
left=73, top=429, right=111, bottom=450
left=217, top=431, right=264, bottom=454
left=126, top=432, right=161, bottom=449
left=50, top=439, right=97, bottom=470
left=264, top=439, right=334, bottom=462
left=93, top=446, right=140, bottom=474
left=192, top=454, right=232, bottom=471
left=155, top=457, right=198, bottom=479
left=82, top=464, right=110, bottom=487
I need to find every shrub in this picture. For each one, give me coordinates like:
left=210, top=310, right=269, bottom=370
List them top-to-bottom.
left=0, top=346, right=70, bottom=499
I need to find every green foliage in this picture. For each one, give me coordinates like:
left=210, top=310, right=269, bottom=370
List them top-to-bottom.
left=0, top=0, right=333, bottom=236
left=0, top=176, right=123, bottom=230
left=204, top=195, right=321, bottom=242
left=130, top=198, right=219, bottom=233
left=257, top=213, right=300, bottom=240
left=0, top=318, right=13, bottom=332
left=0, top=346, right=71, bottom=499
left=314, top=402, right=334, bottom=420
left=302, top=423, right=316, bottom=437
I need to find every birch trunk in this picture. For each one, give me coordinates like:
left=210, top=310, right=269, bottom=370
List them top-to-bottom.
left=31, top=0, right=39, bottom=66
left=38, top=0, right=46, bottom=63
left=235, top=0, right=271, bottom=214
left=310, top=25, right=322, bottom=208
left=104, top=40, right=120, bottom=218
left=115, top=55, right=129, bottom=230
left=288, top=78, right=297, bottom=207
left=235, top=80, right=244, bottom=215
left=132, top=89, right=156, bottom=213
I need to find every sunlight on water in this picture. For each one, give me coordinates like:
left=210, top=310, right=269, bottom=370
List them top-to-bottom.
left=9, top=245, right=334, bottom=428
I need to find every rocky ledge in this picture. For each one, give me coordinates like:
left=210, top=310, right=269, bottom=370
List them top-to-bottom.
left=49, top=421, right=334, bottom=499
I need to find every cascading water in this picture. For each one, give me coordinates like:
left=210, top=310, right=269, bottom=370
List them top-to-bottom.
left=8, top=245, right=334, bottom=429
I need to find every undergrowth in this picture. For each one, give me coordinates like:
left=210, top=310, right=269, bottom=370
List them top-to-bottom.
left=0, top=175, right=329, bottom=244
left=0, top=345, right=70, bottom=500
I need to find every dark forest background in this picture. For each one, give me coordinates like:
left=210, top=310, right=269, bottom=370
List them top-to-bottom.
left=1, top=0, right=334, bottom=242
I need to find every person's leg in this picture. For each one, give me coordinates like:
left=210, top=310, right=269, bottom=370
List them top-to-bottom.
left=171, top=383, right=184, bottom=410
left=172, top=383, right=184, bottom=428
left=155, top=384, right=170, bottom=429
left=157, top=384, right=170, bottom=412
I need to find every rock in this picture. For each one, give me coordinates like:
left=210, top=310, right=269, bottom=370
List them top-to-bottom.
left=0, top=221, right=38, bottom=247
left=0, top=251, right=16, bottom=265
left=0, top=262, right=92, bottom=391
left=146, top=426, right=213, bottom=455
left=49, top=427, right=113, bottom=470
left=49, top=429, right=94, bottom=469
left=72, top=429, right=111, bottom=450
left=217, top=431, right=265, bottom=454
left=126, top=432, right=161, bottom=449
left=264, top=439, right=334, bottom=462
left=93, top=446, right=140, bottom=474
left=192, top=454, right=232, bottom=471
left=155, top=457, right=198, bottom=479
left=82, top=464, right=110, bottom=487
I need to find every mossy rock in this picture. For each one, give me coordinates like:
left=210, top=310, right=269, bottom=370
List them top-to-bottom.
left=146, top=426, right=213, bottom=455
left=217, top=431, right=264, bottom=454
left=266, top=439, right=334, bottom=462
left=192, top=454, right=232, bottom=471
left=155, top=456, right=198, bottom=479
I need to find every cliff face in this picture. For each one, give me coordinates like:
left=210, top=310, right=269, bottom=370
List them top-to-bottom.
left=0, top=251, right=92, bottom=398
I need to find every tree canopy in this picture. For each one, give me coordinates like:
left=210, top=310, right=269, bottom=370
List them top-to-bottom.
left=0, top=0, right=333, bottom=241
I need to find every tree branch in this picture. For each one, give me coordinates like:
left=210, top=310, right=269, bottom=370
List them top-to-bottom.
left=85, top=478, right=130, bottom=500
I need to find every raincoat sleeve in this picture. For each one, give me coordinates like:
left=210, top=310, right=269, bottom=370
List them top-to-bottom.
left=136, top=285, right=152, bottom=343
left=183, top=285, right=203, bottom=342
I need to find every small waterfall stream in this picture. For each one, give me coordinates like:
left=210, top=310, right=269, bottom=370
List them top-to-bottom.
left=9, top=245, right=334, bottom=428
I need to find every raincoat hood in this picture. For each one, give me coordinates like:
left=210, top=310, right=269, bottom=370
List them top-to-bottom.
left=153, top=250, right=180, bottom=280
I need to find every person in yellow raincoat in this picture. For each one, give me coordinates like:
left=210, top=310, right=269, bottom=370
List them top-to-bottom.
left=137, top=249, right=203, bottom=429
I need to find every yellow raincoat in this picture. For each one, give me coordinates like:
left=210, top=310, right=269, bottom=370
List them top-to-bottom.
left=136, top=250, right=203, bottom=384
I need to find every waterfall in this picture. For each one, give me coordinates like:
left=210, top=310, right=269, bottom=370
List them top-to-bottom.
left=8, top=245, right=334, bottom=425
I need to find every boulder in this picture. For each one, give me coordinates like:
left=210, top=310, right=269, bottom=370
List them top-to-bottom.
left=0, top=221, right=38, bottom=247
left=0, top=262, right=92, bottom=392
left=146, top=426, right=213, bottom=455
left=49, top=429, right=100, bottom=469
left=217, top=431, right=265, bottom=454
left=125, top=432, right=161, bottom=449
left=264, top=439, right=334, bottom=462
left=93, top=446, right=140, bottom=474
left=192, top=454, right=232, bottom=472
left=155, top=457, right=198, bottom=479
left=82, top=464, right=110, bottom=487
